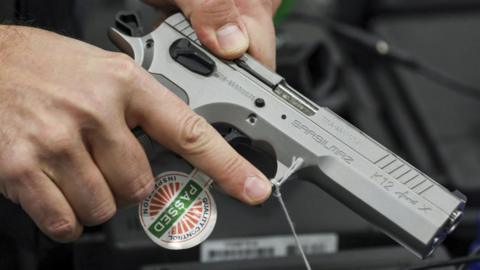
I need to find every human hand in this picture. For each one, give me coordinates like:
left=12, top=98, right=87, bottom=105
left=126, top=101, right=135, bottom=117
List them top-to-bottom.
left=144, top=0, right=281, bottom=70
left=0, top=26, right=271, bottom=242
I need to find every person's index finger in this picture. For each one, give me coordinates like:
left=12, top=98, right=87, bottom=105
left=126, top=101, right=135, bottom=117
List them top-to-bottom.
left=127, top=72, right=271, bottom=205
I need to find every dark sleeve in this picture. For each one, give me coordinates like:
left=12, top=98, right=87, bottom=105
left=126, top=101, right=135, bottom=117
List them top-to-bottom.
left=0, top=0, right=15, bottom=22
left=15, top=0, right=81, bottom=38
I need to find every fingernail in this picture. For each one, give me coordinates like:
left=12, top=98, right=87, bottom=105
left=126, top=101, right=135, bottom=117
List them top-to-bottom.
left=216, top=23, right=248, bottom=53
left=244, top=176, right=272, bottom=203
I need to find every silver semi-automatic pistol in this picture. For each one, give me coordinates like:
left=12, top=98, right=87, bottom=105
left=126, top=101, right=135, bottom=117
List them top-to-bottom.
left=109, top=12, right=466, bottom=258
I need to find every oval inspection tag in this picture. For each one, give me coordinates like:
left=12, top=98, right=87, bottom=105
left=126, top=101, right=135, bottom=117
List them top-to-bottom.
left=139, top=169, right=217, bottom=250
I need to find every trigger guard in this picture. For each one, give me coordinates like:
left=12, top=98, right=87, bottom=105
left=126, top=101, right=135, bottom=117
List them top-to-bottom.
left=213, top=124, right=278, bottom=179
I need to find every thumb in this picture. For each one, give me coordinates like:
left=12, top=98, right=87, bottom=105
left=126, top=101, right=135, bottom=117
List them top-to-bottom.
left=175, top=0, right=249, bottom=59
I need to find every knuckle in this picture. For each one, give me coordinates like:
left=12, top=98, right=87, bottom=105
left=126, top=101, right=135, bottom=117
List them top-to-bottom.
left=200, top=0, right=236, bottom=19
left=108, top=53, right=139, bottom=84
left=63, top=96, right=106, bottom=127
left=176, top=114, right=212, bottom=155
left=42, top=126, right=76, bottom=157
left=217, top=154, right=245, bottom=183
left=1, top=157, right=38, bottom=203
left=4, top=159, right=36, bottom=186
left=75, top=172, right=117, bottom=225
left=122, top=173, right=154, bottom=203
left=0, top=182, right=19, bottom=203
left=83, top=201, right=117, bottom=225
left=45, top=218, right=80, bottom=242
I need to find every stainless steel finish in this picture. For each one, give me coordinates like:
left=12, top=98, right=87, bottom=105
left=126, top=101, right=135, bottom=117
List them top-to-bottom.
left=109, top=13, right=467, bottom=259
left=236, top=55, right=284, bottom=87
left=273, top=83, right=318, bottom=116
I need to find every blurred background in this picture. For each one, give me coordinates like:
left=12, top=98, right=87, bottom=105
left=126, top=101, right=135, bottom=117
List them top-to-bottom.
left=2, top=0, right=480, bottom=269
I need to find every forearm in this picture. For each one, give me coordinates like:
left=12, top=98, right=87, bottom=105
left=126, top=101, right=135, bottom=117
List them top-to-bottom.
left=0, top=24, right=12, bottom=48
left=0, top=25, right=22, bottom=57
left=0, top=25, right=14, bottom=63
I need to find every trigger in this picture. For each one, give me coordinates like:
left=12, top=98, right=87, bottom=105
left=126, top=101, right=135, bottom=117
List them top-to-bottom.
left=214, top=124, right=277, bottom=179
